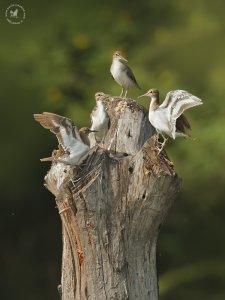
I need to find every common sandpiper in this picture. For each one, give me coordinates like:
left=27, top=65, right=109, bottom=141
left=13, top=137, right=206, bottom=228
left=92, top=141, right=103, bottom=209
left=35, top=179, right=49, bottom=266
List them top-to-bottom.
left=110, top=51, right=140, bottom=98
left=139, top=89, right=203, bottom=151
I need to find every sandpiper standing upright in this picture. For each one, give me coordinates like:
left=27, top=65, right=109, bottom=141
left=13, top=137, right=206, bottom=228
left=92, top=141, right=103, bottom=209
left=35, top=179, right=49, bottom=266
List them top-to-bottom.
left=110, top=51, right=140, bottom=98
left=139, top=89, right=203, bottom=151
left=90, top=92, right=110, bottom=143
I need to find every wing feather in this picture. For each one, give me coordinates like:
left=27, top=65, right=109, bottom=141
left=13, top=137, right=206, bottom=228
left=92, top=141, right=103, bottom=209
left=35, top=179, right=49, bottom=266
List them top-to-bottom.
left=119, top=60, right=140, bottom=89
left=125, top=66, right=141, bottom=89
left=159, top=90, right=202, bottom=139
left=160, top=90, right=202, bottom=121
left=33, top=112, right=83, bottom=152
left=176, top=114, right=191, bottom=133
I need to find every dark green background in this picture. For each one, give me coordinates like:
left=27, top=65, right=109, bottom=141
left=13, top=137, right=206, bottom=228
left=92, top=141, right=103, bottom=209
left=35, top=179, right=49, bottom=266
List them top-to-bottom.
left=1, top=1, right=225, bottom=299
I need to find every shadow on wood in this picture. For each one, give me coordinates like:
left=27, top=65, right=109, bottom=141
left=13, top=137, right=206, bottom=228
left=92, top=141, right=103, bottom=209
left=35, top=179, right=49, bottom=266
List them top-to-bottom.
left=43, top=95, right=181, bottom=300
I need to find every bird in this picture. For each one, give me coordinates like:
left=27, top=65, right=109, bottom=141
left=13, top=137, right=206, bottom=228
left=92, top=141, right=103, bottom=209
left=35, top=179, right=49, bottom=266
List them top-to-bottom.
left=10, top=9, right=18, bottom=18
left=110, top=51, right=140, bottom=98
left=138, top=89, right=203, bottom=151
left=90, top=92, right=110, bottom=143
left=33, top=112, right=93, bottom=165
left=39, top=127, right=96, bottom=162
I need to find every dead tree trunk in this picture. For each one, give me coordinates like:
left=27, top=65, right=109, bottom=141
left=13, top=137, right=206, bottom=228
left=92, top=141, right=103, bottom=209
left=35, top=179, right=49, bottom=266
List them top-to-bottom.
left=44, top=96, right=181, bottom=300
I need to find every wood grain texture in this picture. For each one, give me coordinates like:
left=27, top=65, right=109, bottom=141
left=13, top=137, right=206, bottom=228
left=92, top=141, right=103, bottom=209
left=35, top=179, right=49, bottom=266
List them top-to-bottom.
left=44, top=95, right=181, bottom=300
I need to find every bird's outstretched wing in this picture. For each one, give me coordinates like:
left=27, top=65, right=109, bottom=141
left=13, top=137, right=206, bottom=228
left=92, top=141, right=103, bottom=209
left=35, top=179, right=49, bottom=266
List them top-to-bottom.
left=159, top=90, right=202, bottom=139
left=160, top=90, right=203, bottom=120
left=33, top=112, right=83, bottom=153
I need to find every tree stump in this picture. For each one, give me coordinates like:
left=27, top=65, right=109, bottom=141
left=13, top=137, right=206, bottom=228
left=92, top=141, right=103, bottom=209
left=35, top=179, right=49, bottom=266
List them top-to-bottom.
left=44, top=95, right=181, bottom=300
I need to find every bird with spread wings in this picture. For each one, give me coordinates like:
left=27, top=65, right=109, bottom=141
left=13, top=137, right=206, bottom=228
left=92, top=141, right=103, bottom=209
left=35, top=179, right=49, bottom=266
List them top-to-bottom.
left=139, top=89, right=203, bottom=151
left=33, top=112, right=91, bottom=165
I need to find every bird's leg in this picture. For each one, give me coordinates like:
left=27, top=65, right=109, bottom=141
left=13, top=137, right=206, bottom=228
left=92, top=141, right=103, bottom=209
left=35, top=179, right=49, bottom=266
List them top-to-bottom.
left=120, top=88, right=124, bottom=97
left=124, top=90, right=128, bottom=98
left=153, top=130, right=168, bottom=153
left=154, top=130, right=160, bottom=143
left=157, top=134, right=168, bottom=153
left=161, top=135, right=168, bottom=148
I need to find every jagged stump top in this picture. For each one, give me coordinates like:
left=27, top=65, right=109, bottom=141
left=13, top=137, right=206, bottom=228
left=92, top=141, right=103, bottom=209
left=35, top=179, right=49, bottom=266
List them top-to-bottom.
left=90, top=94, right=154, bottom=154
left=44, top=96, right=177, bottom=199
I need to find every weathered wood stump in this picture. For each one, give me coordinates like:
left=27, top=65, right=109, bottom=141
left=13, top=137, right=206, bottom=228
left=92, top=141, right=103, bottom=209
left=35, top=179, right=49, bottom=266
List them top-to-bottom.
left=44, top=96, right=181, bottom=300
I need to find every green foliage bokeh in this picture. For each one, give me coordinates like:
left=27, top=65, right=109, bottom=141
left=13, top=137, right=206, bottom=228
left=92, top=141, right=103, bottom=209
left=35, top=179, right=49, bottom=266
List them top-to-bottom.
left=0, top=0, right=225, bottom=299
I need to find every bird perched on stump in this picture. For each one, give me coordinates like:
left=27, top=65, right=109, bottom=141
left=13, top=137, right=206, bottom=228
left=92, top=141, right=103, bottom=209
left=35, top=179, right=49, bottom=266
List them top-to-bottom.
left=110, top=51, right=140, bottom=98
left=139, top=89, right=203, bottom=151
left=90, top=92, right=110, bottom=143
left=33, top=112, right=95, bottom=165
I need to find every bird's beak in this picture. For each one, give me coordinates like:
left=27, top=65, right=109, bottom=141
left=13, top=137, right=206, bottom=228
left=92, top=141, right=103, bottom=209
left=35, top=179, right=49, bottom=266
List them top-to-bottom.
left=119, top=55, right=128, bottom=62
left=138, top=92, right=149, bottom=99
left=89, top=130, right=98, bottom=133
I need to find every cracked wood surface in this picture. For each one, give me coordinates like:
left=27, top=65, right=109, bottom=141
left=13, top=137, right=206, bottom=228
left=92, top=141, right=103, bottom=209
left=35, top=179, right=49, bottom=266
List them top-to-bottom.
left=44, top=95, right=181, bottom=300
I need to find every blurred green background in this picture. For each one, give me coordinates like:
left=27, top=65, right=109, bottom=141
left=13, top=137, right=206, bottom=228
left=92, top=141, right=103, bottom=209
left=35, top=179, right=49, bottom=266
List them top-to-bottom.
left=1, top=0, right=225, bottom=299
